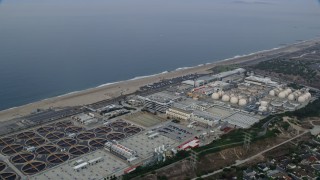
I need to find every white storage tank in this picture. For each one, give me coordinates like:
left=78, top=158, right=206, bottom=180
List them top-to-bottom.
left=269, top=90, right=275, bottom=96
left=278, top=91, right=286, bottom=98
left=306, top=92, right=311, bottom=99
left=211, top=93, right=220, bottom=100
left=288, top=94, right=295, bottom=101
left=222, top=95, right=230, bottom=102
left=230, top=96, right=239, bottom=104
left=298, top=96, right=306, bottom=103
left=239, top=99, right=247, bottom=106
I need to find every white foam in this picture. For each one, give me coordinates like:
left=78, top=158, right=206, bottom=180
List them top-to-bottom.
left=175, top=67, right=192, bottom=71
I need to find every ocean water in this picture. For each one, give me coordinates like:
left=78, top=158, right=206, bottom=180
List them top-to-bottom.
left=0, top=0, right=320, bottom=111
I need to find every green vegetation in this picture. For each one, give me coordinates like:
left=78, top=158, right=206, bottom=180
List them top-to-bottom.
left=253, top=59, right=318, bottom=83
left=283, top=98, right=320, bottom=119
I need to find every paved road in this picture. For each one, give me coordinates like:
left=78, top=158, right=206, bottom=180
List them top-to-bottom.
left=193, top=130, right=309, bottom=180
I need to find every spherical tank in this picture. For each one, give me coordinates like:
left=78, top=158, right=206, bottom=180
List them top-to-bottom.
left=269, top=90, right=275, bottom=96
left=278, top=92, right=286, bottom=98
left=306, top=92, right=311, bottom=99
left=211, top=93, right=220, bottom=100
left=288, top=94, right=295, bottom=101
left=303, top=94, right=309, bottom=100
left=222, top=95, right=230, bottom=102
left=298, top=96, right=306, bottom=103
left=230, top=97, right=239, bottom=104
left=239, top=99, right=247, bottom=106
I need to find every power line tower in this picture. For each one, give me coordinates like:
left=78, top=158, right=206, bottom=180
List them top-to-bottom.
left=243, top=132, right=252, bottom=151
left=190, top=150, right=198, bottom=170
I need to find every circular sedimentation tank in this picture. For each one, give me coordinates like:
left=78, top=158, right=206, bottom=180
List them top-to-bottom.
left=55, top=121, right=73, bottom=128
left=109, top=121, right=129, bottom=129
left=37, top=126, right=55, bottom=134
left=65, top=126, right=84, bottom=134
left=94, top=126, right=112, bottom=134
left=123, top=126, right=142, bottom=135
left=16, top=132, right=35, bottom=140
left=45, top=132, right=65, bottom=141
left=77, top=132, right=96, bottom=141
left=107, top=132, right=126, bottom=141
left=0, top=137, right=15, bottom=146
left=25, top=138, right=46, bottom=147
left=57, top=138, right=77, bottom=147
left=89, top=138, right=108, bottom=148
left=1, top=144, right=23, bottom=155
left=36, top=145, right=57, bottom=155
left=69, top=145, right=90, bottom=156
left=11, top=153, right=35, bottom=164
left=47, top=153, right=70, bottom=164
left=21, top=161, right=46, bottom=175
left=0, top=162, right=7, bottom=172
left=0, top=172, right=18, bottom=180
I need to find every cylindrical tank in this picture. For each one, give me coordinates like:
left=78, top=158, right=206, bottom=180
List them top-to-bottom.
left=269, top=90, right=275, bottom=96
left=278, top=91, right=286, bottom=98
left=211, top=93, right=220, bottom=100
left=288, top=94, right=295, bottom=101
left=222, top=95, right=230, bottom=102
left=230, top=96, right=239, bottom=104
left=298, top=96, right=306, bottom=103
left=239, top=99, right=247, bottom=106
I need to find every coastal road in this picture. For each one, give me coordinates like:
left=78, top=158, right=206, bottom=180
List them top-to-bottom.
left=192, top=130, right=309, bottom=180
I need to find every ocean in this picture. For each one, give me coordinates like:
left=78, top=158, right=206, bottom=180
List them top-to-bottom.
left=0, top=0, right=320, bottom=111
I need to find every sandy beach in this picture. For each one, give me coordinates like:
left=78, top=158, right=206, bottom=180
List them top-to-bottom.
left=0, top=38, right=319, bottom=122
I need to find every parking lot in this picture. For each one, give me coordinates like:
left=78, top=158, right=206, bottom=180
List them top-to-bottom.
left=156, top=122, right=196, bottom=142
left=120, top=133, right=177, bottom=159
left=31, top=150, right=128, bottom=180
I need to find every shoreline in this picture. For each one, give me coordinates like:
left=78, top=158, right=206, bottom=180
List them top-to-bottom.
left=1, top=38, right=319, bottom=122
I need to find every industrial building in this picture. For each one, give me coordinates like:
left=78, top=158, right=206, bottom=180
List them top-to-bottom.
left=138, top=92, right=182, bottom=113
left=166, top=107, right=192, bottom=121
left=191, top=110, right=220, bottom=126
left=105, top=141, right=137, bottom=162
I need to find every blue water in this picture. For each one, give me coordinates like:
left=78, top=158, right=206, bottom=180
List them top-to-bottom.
left=0, top=0, right=320, bottom=110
